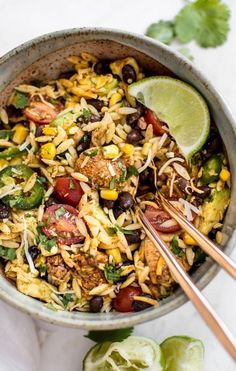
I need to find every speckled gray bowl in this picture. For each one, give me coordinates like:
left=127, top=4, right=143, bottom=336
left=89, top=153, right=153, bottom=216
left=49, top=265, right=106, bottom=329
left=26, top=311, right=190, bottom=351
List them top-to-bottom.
left=0, top=28, right=235, bottom=330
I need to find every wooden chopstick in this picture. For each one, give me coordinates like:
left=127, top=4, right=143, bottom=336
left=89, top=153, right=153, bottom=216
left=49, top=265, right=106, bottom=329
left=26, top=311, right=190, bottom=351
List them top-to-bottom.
left=159, top=193, right=236, bottom=280
left=137, top=207, right=236, bottom=361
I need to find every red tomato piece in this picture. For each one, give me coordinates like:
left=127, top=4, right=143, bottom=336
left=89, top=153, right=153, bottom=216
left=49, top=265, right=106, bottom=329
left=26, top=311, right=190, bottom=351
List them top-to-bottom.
left=24, top=102, right=59, bottom=124
left=144, top=108, right=166, bottom=136
left=54, top=177, right=84, bottom=207
left=42, top=204, right=84, bottom=245
left=145, top=206, right=181, bottom=233
left=112, top=286, right=142, bottom=312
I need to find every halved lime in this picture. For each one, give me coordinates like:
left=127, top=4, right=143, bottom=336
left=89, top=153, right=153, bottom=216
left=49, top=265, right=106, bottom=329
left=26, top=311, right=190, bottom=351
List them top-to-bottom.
left=128, top=77, right=210, bottom=160
left=83, top=336, right=165, bottom=370
left=160, top=336, right=204, bottom=371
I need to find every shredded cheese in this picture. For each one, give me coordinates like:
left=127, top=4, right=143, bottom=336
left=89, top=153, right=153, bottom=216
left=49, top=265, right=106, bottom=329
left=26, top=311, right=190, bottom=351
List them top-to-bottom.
left=159, top=133, right=168, bottom=148
left=138, top=149, right=152, bottom=173
left=158, top=157, right=184, bottom=176
left=179, top=198, right=200, bottom=221
left=23, top=219, right=37, bottom=274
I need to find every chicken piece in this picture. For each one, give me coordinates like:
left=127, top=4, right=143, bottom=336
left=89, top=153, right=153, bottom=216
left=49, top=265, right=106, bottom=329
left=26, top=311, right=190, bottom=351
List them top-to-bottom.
left=75, top=150, right=130, bottom=189
left=142, top=237, right=160, bottom=284
left=74, top=251, right=107, bottom=295
left=47, top=255, right=69, bottom=286
left=17, top=271, right=55, bottom=303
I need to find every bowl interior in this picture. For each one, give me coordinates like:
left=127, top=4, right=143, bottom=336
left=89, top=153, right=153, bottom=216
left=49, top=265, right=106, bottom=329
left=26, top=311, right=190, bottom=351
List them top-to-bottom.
left=0, top=29, right=236, bottom=329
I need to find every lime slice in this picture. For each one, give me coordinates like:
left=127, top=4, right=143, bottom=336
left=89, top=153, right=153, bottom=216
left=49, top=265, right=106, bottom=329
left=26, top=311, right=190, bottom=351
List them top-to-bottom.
left=128, top=77, right=210, bottom=160
left=83, top=336, right=165, bottom=370
left=160, top=336, right=204, bottom=371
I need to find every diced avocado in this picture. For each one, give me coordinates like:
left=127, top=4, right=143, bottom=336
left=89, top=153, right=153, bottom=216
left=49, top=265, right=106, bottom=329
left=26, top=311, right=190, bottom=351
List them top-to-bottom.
left=100, top=78, right=118, bottom=96
left=50, top=110, right=75, bottom=127
left=201, top=154, right=223, bottom=185
left=198, top=188, right=230, bottom=235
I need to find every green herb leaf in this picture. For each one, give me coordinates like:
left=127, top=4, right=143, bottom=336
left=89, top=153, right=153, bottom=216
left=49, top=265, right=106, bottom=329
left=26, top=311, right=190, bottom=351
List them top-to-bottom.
left=175, top=0, right=230, bottom=48
left=146, top=20, right=175, bottom=45
left=178, top=47, right=194, bottom=61
left=13, top=91, right=29, bottom=109
left=83, top=108, right=91, bottom=121
left=84, top=148, right=98, bottom=157
left=126, top=165, right=139, bottom=179
left=37, top=176, right=47, bottom=184
left=109, top=176, right=116, bottom=190
left=69, top=179, right=76, bottom=190
left=55, top=207, right=66, bottom=220
left=106, top=225, right=133, bottom=236
left=37, top=229, right=57, bottom=252
left=170, top=236, right=184, bottom=257
left=0, top=246, right=16, bottom=261
left=38, top=264, right=47, bottom=275
left=104, top=264, right=121, bottom=282
left=61, top=293, right=74, bottom=308
left=85, top=327, right=134, bottom=343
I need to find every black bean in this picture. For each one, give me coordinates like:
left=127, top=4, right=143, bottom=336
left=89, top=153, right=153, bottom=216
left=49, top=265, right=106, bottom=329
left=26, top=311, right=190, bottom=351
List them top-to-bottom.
left=94, top=61, right=111, bottom=75
left=122, top=64, right=136, bottom=84
left=58, top=70, right=75, bottom=79
left=112, top=73, right=121, bottom=82
left=87, top=99, right=106, bottom=111
left=126, top=103, right=145, bottom=125
left=77, top=113, right=100, bottom=125
left=35, top=125, right=43, bottom=137
left=126, top=129, right=143, bottom=144
left=204, top=131, right=221, bottom=156
left=76, top=134, right=91, bottom=155
left=139, top=168, right=155, bottom=186
left=176, top=178, right=191, bottom=194
left=194, top=185, right=211, bottom=199
left=117, top=192, right=134, bottom=210
left=44, top=195, right=60, bottom=208
left=101, top=199, right=115, bottom=209
left=0, top=202, right=10, bottom=219
left=113, top=207, right=124, bottom=220
left=125, top=230, right=141, bottom=245
left=24, top=246, right=41, bottom=263
left=132, top=294, right=153, bottom=312
left=89, top=296, right=103, bottom=313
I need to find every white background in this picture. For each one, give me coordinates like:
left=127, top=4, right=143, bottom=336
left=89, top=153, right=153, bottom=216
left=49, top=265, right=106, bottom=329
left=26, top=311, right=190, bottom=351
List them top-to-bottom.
left=0, top=1, right=236, bottom=370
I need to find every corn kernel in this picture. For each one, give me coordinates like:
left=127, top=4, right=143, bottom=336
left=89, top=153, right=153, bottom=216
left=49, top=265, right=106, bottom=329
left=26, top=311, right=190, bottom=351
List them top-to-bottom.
left=109, top=92, right=122, bottom=107
left=12, top=124, right=29, bottom=145
left=42, top=126, right=58, bottom=136
left=40, top=142, right=56, bottom=160
left=142, top=142, right=152, bottom=156
left=120, top=143, right=134, bottom=157
left=103, top=144, right=119, bottom=159
left=0, top=159, right=8, bottom=169
left=220, top=168, right=230, bottom=182
left=100, top=189, right=118, bottom=201
left=183, top=232, right=198, bottom=246
left=107, top=248, right=122, bottom=264
left=156, top=256, right=166, bottom=276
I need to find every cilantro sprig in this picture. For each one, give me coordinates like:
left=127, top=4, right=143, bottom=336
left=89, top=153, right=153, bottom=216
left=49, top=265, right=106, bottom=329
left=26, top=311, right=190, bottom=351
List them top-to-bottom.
left=145, top=0, right=230, bottom=52
left=13, top=91, right=29, bottom=109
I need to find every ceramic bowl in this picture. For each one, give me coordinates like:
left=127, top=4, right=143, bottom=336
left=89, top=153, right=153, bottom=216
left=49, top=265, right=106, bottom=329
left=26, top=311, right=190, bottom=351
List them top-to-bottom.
left=0, top=28, right=235, bottom=329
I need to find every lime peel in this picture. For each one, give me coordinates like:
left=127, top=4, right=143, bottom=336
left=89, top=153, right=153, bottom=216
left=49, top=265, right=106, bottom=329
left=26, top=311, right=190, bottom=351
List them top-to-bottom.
left=128, top=76, right=210, bottom=160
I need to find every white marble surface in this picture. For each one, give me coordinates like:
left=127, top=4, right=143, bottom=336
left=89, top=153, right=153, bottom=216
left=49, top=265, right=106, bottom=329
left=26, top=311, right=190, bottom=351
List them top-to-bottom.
left=0, top=0, right=236, bottom=370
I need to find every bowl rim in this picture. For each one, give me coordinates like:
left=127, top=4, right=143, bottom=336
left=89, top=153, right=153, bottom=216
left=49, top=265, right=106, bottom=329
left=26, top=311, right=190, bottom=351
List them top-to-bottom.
left=0, top=26, right=235, bottom=329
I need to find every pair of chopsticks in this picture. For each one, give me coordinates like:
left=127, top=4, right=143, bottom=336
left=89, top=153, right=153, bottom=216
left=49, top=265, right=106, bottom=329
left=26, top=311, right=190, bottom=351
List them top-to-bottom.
left=137, top=194, right=236, bottom=361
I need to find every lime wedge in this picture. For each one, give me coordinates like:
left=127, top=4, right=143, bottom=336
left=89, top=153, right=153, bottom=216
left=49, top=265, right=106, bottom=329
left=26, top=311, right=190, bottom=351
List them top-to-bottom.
left=128, top=77, right=210, bottom=160
left=83, top=336, right=165, bottom=370
left=160, top=336, right=204, bottom=371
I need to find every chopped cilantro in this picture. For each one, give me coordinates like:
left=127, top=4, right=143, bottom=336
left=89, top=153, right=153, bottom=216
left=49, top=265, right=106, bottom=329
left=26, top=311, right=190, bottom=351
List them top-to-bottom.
left=175, top=0, right=230, bottom=48
left=146, top=20, right=175, bottom=45
left=13, top=91, right=29, bottom=109
left=83, top=108, right=91, bottom=121
left=84, top=148, right=98, bottom=157
left=118, top=161, right=127, bottom=182
left=126, top=165, right=139, bottom=179
left=37, top=176, right=47, bottom=184
left=109, top=176, right=116, bottom=190
left=69, top=179, right=76, bottom=190
left=55, top=207, right=66, bottom=220
left=45, top=214, right=51, bottom=226
left=106, top=225, right=133, bottom=235
left=37, top=229, right=57, bottom=252
left=170, top=236, right=184, bottom=257
left=0, top=246, right=16, bottom=261
left=38, top=264, right=47, bottom=275
left=104, top=264, right=121, bottom=282
left=61, top=293, right=74, bottom=308
left=85, top=327, right=134, bottom=343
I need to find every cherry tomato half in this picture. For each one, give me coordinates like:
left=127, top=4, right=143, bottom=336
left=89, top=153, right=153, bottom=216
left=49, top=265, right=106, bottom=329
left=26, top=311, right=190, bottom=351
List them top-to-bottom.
left=24, top=102, right=59, bottom=124
left=144, top=108, right=166, bottom=136
left=54, top=177, right=84, bottom=207
left=42, top=204, right=84, bottom=245
left=145, top=206, right=181, bottom=233
left=112, top=286, right=142, bottom=312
